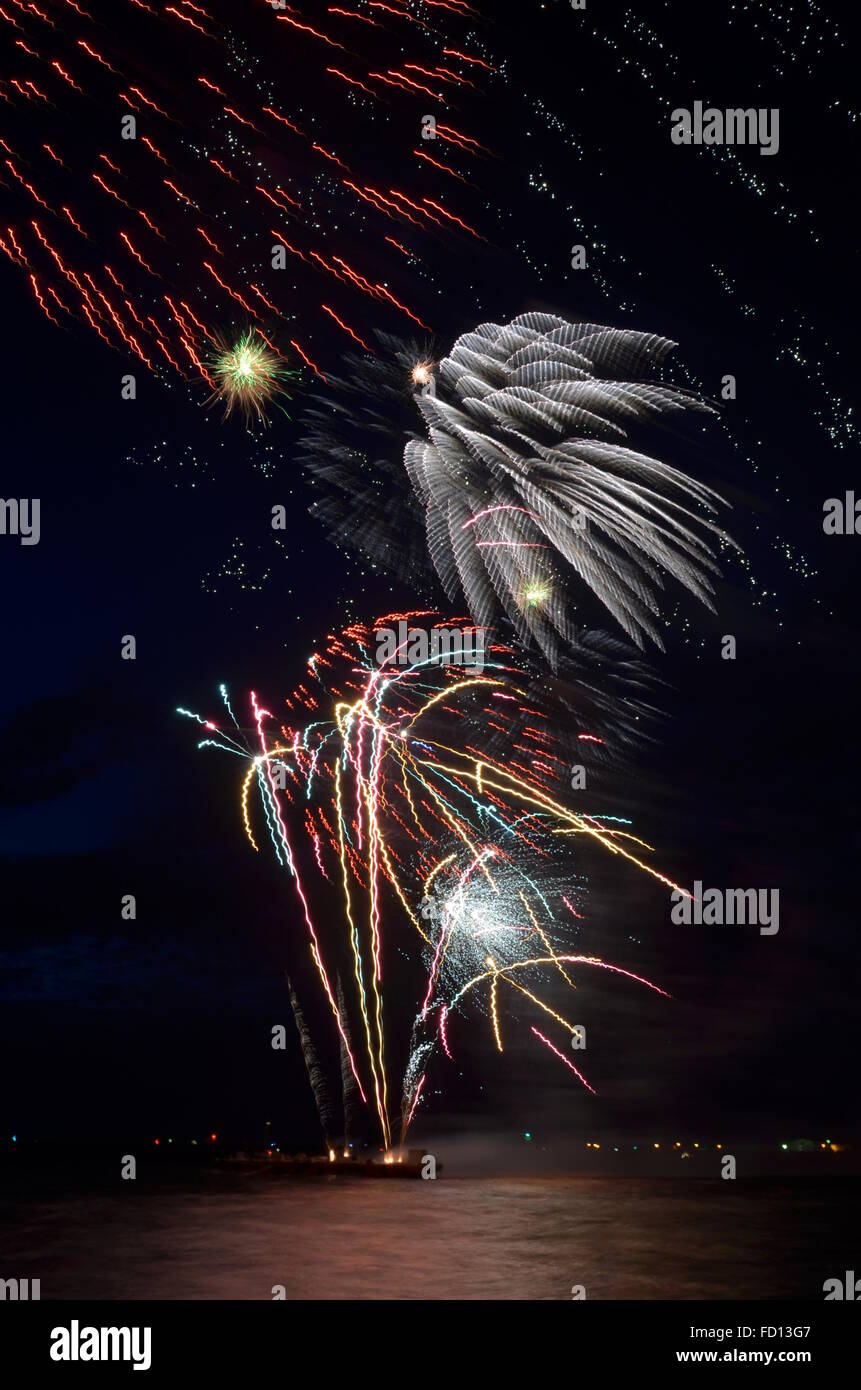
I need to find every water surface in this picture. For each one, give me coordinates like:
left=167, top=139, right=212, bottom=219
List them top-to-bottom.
left=2, top=1175, right=853, bottom=1299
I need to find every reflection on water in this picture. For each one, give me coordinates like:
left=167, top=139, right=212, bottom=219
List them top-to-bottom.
left=0, top=1176, right=854, bottom=1300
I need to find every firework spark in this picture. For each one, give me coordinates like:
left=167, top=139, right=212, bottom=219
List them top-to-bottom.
left=206, top=328, right=292, bottom=426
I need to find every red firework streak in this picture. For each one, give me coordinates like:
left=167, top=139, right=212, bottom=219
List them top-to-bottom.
left=1, top=0, right=499, bottom=385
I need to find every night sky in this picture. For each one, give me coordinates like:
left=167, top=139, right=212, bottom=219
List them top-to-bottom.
left=1, top=0, right=857, bottom=1157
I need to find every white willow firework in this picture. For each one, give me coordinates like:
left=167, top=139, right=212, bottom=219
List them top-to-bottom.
left=406, top=313, right=732, bottom=661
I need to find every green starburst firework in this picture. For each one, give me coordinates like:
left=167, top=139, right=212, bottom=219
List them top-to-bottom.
left=207, top=329, right=292, bottom=427
left=522, top=580, right=552, bottom=608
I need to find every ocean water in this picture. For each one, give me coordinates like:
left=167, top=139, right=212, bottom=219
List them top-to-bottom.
left=1, top=1175, right=855, bottom=1300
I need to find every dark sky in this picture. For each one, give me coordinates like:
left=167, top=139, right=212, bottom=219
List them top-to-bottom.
left=1, top=0, right=857, bottom=1153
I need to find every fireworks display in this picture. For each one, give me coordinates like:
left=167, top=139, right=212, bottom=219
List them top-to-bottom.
left=0, top=0, right=503, bottom=402
left=3, top=0, right=855, bottom=1320
left=6, top=1, right=837, bottom=1157
left=180, top=613, right=680, bottom=1148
